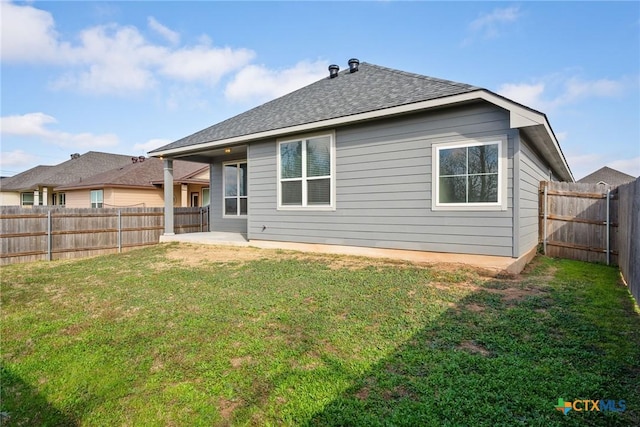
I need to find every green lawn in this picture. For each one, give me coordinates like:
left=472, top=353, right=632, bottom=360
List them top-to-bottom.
left=1, top=243, right=638, bottom=426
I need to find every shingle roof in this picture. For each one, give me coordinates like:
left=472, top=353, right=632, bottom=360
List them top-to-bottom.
left=150, top=62, right=479, bottom=153
left=0, top=152, right=133, bottom=191
left=55, top=157, right=207, bottom=190
left=0, top=165, right=54, bottom=191
left=577, top=166, right=636, bottom=186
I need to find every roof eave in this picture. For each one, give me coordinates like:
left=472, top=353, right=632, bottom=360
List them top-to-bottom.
left=151, top=89, right=573, bottom=181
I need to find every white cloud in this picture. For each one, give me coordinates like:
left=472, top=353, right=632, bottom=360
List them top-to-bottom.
left=0, top=1, right=60, bottom=62
left=2, top=2, right=255, bottom=95
left=463, top=6, right=521, bottom=44
left=470, top=6, right=521, bottom=34
left=148, top=16, right=180, bottom=45
left=161, top=45, right=255, bottom=84
left=225, top=59, right=328, bottom=104
left=497, top=75, right=633, bottom=112
left=498, top=82, right=545, bottom=110
left=0, top=112, right=57, bottom=136
left=1, top=113, right=119, bottom=149
left=555, top=131, right=568, bottom=142
left=133, top=138, right=172, bottom=153
left=0, top=150, right=39, bottom=173
left=565, top=152, right=603, bottom=180
left=566, top=152, right=640, bottom=181
left=607, top=157, right=640, bottom=178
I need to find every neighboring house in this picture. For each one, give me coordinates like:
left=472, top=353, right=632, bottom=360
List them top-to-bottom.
left=150, top=59, right=573, bottom=266
left=0, top=152, right=133, bottom=207
left=55, top=157, right=209, bottom=208
left=577, top=166, right=636, bottom=186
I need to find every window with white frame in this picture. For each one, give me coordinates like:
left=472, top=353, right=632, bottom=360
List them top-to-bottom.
left=278, top=133, right=334, bottom=209
left=433, top=138, right=506, bottom=210
left=223, top=161, right=247, bottom=216
left=90, top=190, right=103, bottom=208
left=21, top=192, right=34, bottom=206
left=52, top=192, right=66, bottom=206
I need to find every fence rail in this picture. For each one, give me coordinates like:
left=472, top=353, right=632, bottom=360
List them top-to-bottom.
left=0, top=206, right=209, bottom=265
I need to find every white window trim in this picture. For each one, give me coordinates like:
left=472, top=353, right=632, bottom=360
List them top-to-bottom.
left=277, top=131, right=336, bottom=211
left=431, top=136, right=508, bottom=211
left=222, top=160, right=248, bottom=218
left=90, top=189, right=103, bottom=208
left=21, top=192, right=34, bottom=206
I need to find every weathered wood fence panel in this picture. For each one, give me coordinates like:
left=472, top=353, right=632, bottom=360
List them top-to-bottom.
left=616, top=178, right=640, bottom=304
left=540, top=181, right=618, bottom=265
left=0, top=206, right=209, bottom=265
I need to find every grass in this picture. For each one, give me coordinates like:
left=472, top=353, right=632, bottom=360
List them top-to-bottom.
left=1, top=243, right=639, bottom=426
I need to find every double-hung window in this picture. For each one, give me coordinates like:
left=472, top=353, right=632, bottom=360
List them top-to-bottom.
left=278, top=133, right=334, bottom=209
left=432, top=137, right=506, bottom=210
left=223, top=161, right=247, bottom=216
left=90, top=190, right=103, bottom=208
left=21, top=192, right=34, bottom=206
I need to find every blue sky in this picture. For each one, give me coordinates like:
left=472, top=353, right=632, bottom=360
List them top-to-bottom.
left=1, top=1, right=639, bottom=180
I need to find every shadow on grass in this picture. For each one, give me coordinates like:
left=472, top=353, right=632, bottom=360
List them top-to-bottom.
left=304, top=264, right=640, bottom=427
left=0, top=364, right=78, bottom=426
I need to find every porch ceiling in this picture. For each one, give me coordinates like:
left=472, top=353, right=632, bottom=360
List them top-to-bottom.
left=166, top=144, right=247, bottom=164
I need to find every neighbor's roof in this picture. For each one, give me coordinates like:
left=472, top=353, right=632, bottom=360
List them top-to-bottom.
left=150, top=61, right=573, bottom=181
left=150, top=62, right=479, bottom=154
left=0, top=152, right=134, bottom=192
left=55, top=157, right=208, bottom=191
left=0, top=165, right=54, bottom=191
left=577, top=166, right=636, bottom=186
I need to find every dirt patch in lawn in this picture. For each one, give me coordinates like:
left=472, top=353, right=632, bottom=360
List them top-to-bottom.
left=160, top=243, right=498, bottom=275
left=163, top=244, right=273, bottom=267
left=458, top=340, right=491, bottom=356
left=230, top=356, right=253, bottom=368
left=218, top=397, right=242, bottom=422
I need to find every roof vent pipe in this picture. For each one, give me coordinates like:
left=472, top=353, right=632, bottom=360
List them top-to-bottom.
left=348, top=58, right=359, bottom=73
left=328, top=64, right=339, bottom=78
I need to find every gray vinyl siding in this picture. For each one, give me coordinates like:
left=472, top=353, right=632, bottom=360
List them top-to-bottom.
left=248, top=102, right=515, bottom=257
left=518, top=136, right=550, bottom=256
left=210, top=157, right=247, bottom=234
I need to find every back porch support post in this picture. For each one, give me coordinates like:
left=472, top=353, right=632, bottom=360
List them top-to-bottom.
left=163, top=158, right=175, bottom=235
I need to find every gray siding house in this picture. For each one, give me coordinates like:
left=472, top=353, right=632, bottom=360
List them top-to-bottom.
left=150, top=60, right=573, bottom=266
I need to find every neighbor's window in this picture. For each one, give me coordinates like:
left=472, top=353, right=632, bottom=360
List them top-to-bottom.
left=279, top=133, right=334, bottom=209
left=433, top=139, right=505, bottom=209
left=223, top=161, right=247, bottom=216
left=202, top=188, right=210, bottom=207
left=90, top=190, right=103, bottom=208
left=21, top=192, right=34, bottom=206
left=52, top=192, right=66, bottom=206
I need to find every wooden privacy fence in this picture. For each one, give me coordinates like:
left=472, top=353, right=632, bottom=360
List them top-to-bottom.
left=616, top=178, right=640, bottom=304
left=539, top=179, right=639, bottom=304
left=540, top=181, right=618, bottom=265
left=0, top=206, right=209, bottom=265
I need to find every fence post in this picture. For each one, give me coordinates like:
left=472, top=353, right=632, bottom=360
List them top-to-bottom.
left=543, top=183, right=548, bottom=255
left=606, top=189, right=611, bottom=266
left=200, top=208, right=203, bottom=232
left=118, top=209, right=122, bottom=253
left=47, top=210, right=52, bottom=261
